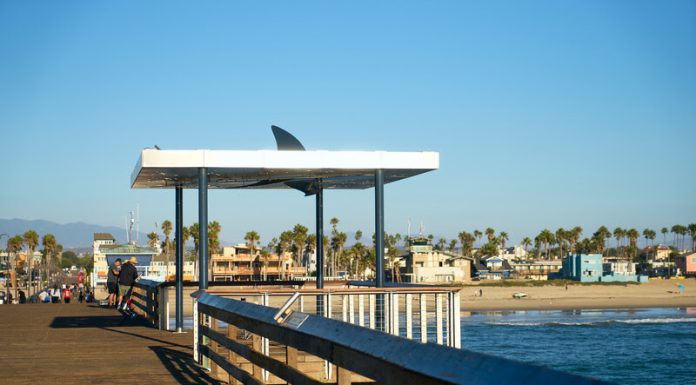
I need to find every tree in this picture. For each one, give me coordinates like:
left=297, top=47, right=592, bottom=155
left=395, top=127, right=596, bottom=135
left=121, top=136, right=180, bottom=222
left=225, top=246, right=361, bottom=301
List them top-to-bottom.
left=161, top=220, right=173, bottom=277
left=208, top=221, right=222, bottom=255
left=689, top=223, right=696, bottom=251
left=292, top=224, right=308, bottom=266
left=181, top=226, right=191, bottom=259
left=569, top=226, right=583, bottom=253
left=593, top=226, right=611, bottom=256
left=613, top=227, right=625, bottom=258
left=661, top=227, right=668, bottom=245
left=485, top=228, right=495, bottom=242
left=626, top=228, right=640, bottom=261
left=643, top=228, right=656, bottom=262
left=537, top=229, right=554, bottom=260
left=23, top=230, right=39, bottom=296
left=473, top=230, right=482, bottom=247
left=458, top=231, right=475, bottom=257
left=147, top=232, right=159, bottom=248
left=499, top=232, right=509, bottom=250
left=41, top=234, right=57, bottom=286
left=7, top=235, right=23, bottom=297
left=521, top=237, right=532, bottom=256
left=448, top=239, right=457, bottom=253
left=60, top=251, right=79, bottom=269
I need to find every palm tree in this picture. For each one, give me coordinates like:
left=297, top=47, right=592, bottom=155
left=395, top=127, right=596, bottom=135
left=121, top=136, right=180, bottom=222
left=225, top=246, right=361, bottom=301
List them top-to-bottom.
left=161, top=220, right=173, bottom=278
left=208, top=221, right=222, bottom=255
left=189, top=223, right=200, bottom=279
left=689, top=223, right=696, bottom=251
left=292, top=224, right=308, bottom=266
left=671, top=225, right=680, bottom=251
left=181, top=226, right=190, bottom=259
left=569, top=226, right=583, bottom=253
left=593, top=226, right=611, bottom=256
left=613, top=227, right=625, bottom=258
left=661, top=227, right=668, bottom=245
left=485, top=228, right=495, bottom=242
left=555, top=228, right=566, bottom=259
left=626, top=228, right=639, bottom=261
left=538, top=229, right=553, bottom=260
left=23, top=230, right=39, bottom=296
left=244, top=230, right=261, bottom=278
left=473, top=230, right=482, bottom=247
left=458, top=231, right=475, bottom=257
left=147, top=232, right=159, bottom=248
left=499, top=232, right=509, bottom=250
left=41, top=234, right=57, bottom=287
left=7, top=235, right=23, bottom=298
left=521, top=237, right=532, bottom=257
left=448, top=239, right=457, bottom=252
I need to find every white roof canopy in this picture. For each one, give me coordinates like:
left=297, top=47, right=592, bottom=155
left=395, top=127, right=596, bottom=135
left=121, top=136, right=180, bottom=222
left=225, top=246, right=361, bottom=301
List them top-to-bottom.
left=131, top=149, right=439, bottom=190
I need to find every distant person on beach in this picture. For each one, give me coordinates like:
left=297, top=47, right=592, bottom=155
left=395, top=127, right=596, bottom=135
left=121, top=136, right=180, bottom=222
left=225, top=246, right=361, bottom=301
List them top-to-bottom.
left=117, top=257, right=139, bottom=316
left=107, top=258, right=122, bottom=307
left=50, top=285, right=61, bottom=303
left=63, top=287, right=72, bottom=304
left=18, top=290, right=26, bottom=304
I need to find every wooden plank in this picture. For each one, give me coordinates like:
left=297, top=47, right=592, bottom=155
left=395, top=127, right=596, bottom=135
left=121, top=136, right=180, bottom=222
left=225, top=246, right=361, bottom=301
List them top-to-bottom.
left=405, top=293, right=412, bottom=339
left=435, top=294, right=443, bottom=345
left=228, top=323, right=241, bottom=385
left=201, top=326, right=323, bottom=385
left=337, top=367, right=352, bottom=385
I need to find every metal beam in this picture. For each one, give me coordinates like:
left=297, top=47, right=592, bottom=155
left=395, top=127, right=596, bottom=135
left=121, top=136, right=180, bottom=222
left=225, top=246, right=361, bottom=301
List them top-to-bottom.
left=198, top=168, right=209, bottom=289
left=374, top=169, right=385, bottom=331
left=315, top=181, right=324, bottom=316
left=175, top=185, right=184, bottom=332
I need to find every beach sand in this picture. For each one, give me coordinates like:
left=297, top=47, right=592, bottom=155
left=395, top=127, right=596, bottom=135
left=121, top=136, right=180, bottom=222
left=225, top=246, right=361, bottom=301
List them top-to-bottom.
left=460, top=278, right=696, bottom=311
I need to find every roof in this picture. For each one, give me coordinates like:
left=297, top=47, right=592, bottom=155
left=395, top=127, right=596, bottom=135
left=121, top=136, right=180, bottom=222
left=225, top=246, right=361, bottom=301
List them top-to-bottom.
left=131, top=149, right=439, bottom=189
left=93, top=233, right=115, bottom=241
left=100, top=244, right=158, bottom=255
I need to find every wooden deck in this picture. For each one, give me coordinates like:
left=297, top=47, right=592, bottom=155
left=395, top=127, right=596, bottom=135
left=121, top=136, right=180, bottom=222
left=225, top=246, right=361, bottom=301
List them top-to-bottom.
left=0, top=303, right=219, bottom=385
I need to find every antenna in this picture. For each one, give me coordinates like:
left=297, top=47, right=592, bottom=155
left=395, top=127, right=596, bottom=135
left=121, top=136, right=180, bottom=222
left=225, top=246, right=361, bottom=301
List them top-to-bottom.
left=136, top=205, right=140, bottom=245
left=125, top=216, right=129, bottom=244
left=407, top=218, right=411, bottom=239
left=419, top=221, right=424, bottom=236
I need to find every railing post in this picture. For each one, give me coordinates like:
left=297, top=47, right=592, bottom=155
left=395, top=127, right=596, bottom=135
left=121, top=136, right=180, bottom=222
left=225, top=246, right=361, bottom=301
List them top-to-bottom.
left=454, top=290, right=461, bottom=349
left=262, top=292, right=270, bottom=382
left=391, top=292, right=399, bottom=336
left=405, top=293, right=413, bottom=339
left=348, top=294, right=355, bottom=324
left=358, top=294, right=365, bottom=327
left=369, top=294, right=376, bottom=329
left=419, top=294, right=428, bottom=343
left=435, top=294, right=443, bottom=345
left=193, top=297, right=200, bottom=363
left=210, top=317, right=220, bottom=377
left=227, top=322, right=241, bottom=385
left=252, top=334, right=263, bottom=382
left=337, top=366, right=352, bottom=385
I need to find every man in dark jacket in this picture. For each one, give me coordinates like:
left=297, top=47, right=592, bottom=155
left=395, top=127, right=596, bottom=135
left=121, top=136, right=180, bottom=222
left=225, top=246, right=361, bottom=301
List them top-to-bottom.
left=117, top=257, right=139, bottom=314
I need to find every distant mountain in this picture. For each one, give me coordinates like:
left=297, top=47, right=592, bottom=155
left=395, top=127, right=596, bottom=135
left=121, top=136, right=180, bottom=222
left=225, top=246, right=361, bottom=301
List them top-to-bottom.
left=0, top=218, right=147, bottom=249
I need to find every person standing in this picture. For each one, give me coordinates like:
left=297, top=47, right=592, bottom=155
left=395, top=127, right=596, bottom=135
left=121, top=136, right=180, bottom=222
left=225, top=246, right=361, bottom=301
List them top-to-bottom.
left=117, top=257, right=139, bottom=314
left=106, top=258, right=122, bottom=307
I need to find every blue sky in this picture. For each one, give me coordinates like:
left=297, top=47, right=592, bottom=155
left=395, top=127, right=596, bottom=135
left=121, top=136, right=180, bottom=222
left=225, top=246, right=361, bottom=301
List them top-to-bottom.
left=1, top=1, right=694, bottom=246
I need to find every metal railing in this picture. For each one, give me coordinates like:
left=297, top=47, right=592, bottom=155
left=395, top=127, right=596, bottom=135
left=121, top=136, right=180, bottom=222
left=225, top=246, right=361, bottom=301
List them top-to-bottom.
left=203, top=285, right=461, bottom=347
left=192, top=290, right=614, bottom=385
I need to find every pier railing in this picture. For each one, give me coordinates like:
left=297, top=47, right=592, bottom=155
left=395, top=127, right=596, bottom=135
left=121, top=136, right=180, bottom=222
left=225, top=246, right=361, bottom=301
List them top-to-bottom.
left=132, top=279, right=162, bottom=328
left=203, top=285, right=461, bottom=348
left=192, top=290, right=613, bottom=385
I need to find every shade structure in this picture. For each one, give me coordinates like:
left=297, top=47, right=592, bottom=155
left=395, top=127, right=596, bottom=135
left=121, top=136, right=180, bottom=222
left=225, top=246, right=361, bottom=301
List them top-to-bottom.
left=131, top=149, right=439, bottom=189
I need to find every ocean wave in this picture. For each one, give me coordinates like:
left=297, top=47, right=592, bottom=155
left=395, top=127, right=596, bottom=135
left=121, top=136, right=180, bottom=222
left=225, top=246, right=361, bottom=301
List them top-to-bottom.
left=486, top=318, right=696, bottom=327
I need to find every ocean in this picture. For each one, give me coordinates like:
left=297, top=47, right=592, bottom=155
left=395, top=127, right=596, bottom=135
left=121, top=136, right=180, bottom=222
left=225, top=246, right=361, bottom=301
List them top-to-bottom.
left=459, top=307, right=696, bottom=385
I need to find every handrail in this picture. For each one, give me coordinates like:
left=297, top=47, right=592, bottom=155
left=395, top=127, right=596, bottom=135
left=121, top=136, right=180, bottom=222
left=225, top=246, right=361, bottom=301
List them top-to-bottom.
left=132, top=279, right=161, bottom=326
left=193, top=290, right=615, bottom=385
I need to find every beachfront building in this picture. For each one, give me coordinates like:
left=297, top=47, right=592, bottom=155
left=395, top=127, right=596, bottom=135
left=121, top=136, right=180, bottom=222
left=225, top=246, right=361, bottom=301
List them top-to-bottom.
left=92, top=233, right=159, bottom=295
left=399, top=237, right=472, bottom=283
left=210, top=244, right=306, bottom=282
left=500, top=246, right=528, bottom=260
left=676, top=252, right=696, bottom=277
left=561, top=254, right=647, bottom=283
left=473, top=256, right=514, bottom=280
left=511, top=260, right=562, bottom=280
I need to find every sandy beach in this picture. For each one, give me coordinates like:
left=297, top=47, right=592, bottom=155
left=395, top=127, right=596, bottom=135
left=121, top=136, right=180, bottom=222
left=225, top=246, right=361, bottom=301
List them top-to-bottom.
left=460, top=278, right=696, bottom=311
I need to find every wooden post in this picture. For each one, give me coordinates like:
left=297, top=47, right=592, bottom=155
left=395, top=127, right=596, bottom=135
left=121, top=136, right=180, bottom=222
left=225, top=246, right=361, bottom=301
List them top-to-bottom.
left=391, top=293, right=399, bottom=336
left=348, top=294, right=355, bottom=324
left=210, top=318, right=219, bottom=378
left=227, top=323, right=241, bottom=385
left=252, top=334, right=263, bottom=382
left=337, top=367, right=352, bottom=385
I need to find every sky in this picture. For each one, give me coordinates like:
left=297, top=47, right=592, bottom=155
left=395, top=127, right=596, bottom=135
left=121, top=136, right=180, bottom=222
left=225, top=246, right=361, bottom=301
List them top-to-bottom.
left=0, top=1, right=694, bottom=246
